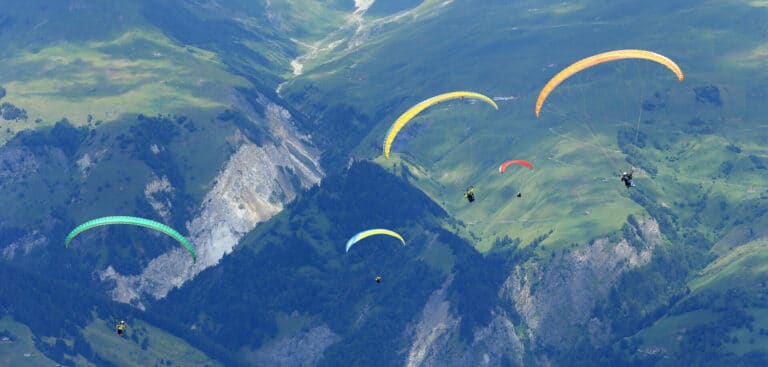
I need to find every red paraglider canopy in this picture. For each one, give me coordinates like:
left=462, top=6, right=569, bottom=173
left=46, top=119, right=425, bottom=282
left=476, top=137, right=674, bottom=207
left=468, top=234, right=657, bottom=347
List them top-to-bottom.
left=499, top=160, right=534, bottom=174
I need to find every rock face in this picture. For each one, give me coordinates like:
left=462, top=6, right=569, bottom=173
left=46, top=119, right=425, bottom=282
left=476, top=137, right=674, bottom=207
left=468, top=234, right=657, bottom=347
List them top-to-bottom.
left=102, top=94, right=323, bottom=305
left=0, top=145, right=66, bottom=258
left=0, top=146, right=41, bottom=183
left=144, top=175, right=174, bottom=222
left=501, top=217, right=661, bottom=350
left=404, top=218, right=662, bottom=367
left=2, top=230, right=46, bottom=261
left=405, top=279, right=525, bottom=367
left=405, top=280, right=461, bottom=367
left=461, top=313, right=525, bottom=367
left=249, top=325, right=341, bottom=367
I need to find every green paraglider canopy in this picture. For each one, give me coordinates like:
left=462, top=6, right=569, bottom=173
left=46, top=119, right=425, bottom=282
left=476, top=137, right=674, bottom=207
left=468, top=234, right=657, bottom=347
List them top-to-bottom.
left=64, top=216, right=196, bottom=262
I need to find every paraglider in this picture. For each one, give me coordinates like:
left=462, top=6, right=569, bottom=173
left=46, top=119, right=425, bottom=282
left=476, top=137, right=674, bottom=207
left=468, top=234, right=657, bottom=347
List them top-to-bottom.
left=535, top=49, right=684, bottom=117
left=383, top=91, right=498, bottom=159
left=498, top=160, right=534, bottom=173
left=499, top=160, right=533, bottom=198
left=621, top=167, right=636, bottom=188
left=464, top=186, right=476, bottom=203
left=64, top=216, right=197, bottom=263
left=345, top=229, right=406, bottom=253
left=346, top=229, right=406, bottom=283
left=116, top=320, right=127, bottom=336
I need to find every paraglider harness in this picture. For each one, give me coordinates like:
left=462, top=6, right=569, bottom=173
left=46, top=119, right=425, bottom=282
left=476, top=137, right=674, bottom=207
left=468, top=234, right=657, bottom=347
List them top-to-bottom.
left=620, top=168, right=636, bottom=188
left=464, top=186, right=476, bottom=203
left=116, top=320, right=127, bottom=336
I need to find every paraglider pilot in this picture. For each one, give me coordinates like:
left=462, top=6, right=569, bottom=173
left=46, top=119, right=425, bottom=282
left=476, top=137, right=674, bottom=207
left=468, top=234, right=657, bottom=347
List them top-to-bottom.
left=620, top=168, right=636, bottom=188
left=464, top=186, right=476, bottom=203
left=375, top=275, right=382, bottom=283
left=116, top=320, right=127, bottom=336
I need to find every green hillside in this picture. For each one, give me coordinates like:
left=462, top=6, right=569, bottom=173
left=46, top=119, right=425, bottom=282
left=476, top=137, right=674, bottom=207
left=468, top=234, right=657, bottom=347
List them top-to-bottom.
left=1, top=0, right=768, bottom=365
left=279, top=0, right=768, bottom=364
left=283, top=0, right=768, bottom=252
left=0, top=2, right=384, bottom=365
left=151, top=161, right=518, bottom=366
left=0, top=317, right=62, bottom=367
left=82, top=317, right=223, bottom=367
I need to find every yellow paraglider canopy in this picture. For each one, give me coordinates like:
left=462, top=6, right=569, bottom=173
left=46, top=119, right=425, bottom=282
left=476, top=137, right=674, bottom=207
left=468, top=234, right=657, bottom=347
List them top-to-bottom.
left=383, top=91, right=498, bottom=159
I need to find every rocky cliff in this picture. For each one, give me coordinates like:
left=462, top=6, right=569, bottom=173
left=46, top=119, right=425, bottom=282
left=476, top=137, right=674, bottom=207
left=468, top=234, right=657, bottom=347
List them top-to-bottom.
left=102, top=93, right=323, bottom=306
left=404, top=217, right=662, bottom=367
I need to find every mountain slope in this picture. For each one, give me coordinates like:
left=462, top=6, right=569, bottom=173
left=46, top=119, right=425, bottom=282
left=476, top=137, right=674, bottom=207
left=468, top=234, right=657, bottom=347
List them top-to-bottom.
left=1, top=0, right=768, bottom=366
left=277, top=0, right=768, bottom=365
left=0, top=1, right=334, bottom=364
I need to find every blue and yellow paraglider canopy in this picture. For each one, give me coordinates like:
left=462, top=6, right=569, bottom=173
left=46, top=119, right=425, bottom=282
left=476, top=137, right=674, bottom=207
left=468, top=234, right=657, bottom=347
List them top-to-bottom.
left=345, top=229, right=406, bottom=253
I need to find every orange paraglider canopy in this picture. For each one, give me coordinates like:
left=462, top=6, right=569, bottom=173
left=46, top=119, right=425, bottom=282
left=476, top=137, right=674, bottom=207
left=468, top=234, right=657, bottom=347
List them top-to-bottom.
left=535, top=49, right=684, bottom=117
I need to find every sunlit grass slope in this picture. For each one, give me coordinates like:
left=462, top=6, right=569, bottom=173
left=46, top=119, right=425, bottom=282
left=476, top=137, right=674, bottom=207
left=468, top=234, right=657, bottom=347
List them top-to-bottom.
left=0, top=0, right=349, bottom=146
left=264, top=0, right=353, bottom=43
left=284, top=0, right=768, bottom=251
left=0, top=28, right=249, bottom=144
left=634, top=235, right=768, bottom=358
left=0, top=315, right=226, bottom=367
left=0, top=317, right=62, bottom=367
left=82, top=317, right=223, bottom=367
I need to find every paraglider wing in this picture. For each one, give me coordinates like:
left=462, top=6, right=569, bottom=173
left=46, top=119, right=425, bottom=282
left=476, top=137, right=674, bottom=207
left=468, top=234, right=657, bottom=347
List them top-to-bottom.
left=535, top=49, right=684, bottom=117
left=383, top=91, right=499, bottom=159
left=499, top=159, right=535, bottom=174
left=64, top=216, right=196, bottom=262
left=345, top=229, right=406, bottom=253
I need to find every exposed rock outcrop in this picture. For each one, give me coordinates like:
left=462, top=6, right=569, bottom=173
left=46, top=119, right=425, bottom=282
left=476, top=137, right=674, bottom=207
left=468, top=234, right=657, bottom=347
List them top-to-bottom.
left=102, top=94, right=323, bottom=305
left=0, top=147, right=40, bottom=184
left=144, top=175, right=174, bottom=222
left=501, top=217, right=661, bottom=348
left=406, top=218, right=661, bottom=367
left=2, top=230, right=46, bottom=260
left=406, top=279, right=525, bottom=367
left=406, top=280, right=460, bottom=367
left=249, top=325, right=341, bottom=367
